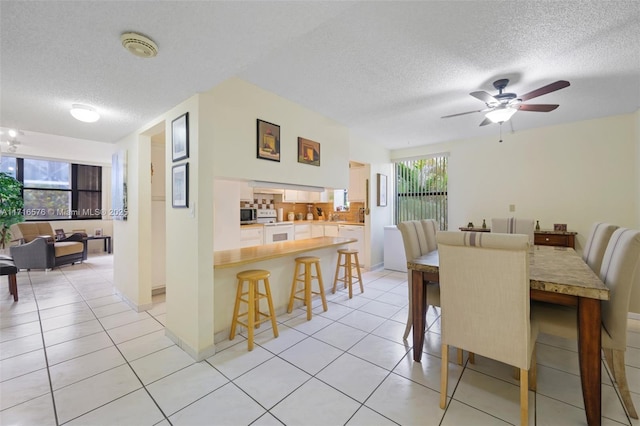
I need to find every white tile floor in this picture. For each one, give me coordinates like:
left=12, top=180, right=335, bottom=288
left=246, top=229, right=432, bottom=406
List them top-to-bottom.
left=1, top=254, right=639, bottom=425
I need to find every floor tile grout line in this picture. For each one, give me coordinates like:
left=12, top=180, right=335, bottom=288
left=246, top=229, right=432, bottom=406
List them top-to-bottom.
left=25, top=269, right=61, bottom=426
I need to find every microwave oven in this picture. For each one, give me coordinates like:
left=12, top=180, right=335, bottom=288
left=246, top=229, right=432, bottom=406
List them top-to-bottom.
left=240, top=208, right=257, bottom=224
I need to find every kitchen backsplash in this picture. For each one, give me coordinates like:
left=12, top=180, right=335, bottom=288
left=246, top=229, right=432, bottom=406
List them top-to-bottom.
left=240, top=195, right=364, bottom=222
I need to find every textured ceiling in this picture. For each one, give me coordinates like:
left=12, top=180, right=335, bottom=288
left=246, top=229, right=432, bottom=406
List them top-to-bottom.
left=1, top=1, right=638, bottom=151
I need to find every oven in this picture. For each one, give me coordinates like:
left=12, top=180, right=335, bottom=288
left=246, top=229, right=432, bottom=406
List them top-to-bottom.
left=264, top=222, right=294, bottom=244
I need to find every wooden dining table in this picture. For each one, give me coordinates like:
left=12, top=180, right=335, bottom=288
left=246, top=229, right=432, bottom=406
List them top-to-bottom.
left=409, top=245, right=609, bottom=426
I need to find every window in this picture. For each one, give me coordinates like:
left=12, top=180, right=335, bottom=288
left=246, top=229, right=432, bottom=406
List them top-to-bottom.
left=394, top=155, right=448, bottom=229
left=3, top=156, right=102, bottom=220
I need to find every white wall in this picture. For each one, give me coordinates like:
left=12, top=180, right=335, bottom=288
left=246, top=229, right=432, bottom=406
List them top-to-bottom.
left=205, top=78, right=350, bottom=190
left=391, top=112, right=640, bottom=312
left=349, top=133, right=393, bottom=269
left=151, top=136, right=166, bottom=291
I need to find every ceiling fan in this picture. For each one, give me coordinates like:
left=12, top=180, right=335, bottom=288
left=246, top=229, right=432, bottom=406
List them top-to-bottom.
left=442, top=79, right=570, bottom=126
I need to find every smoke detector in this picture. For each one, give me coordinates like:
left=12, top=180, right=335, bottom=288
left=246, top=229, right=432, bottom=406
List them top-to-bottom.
left=121, top=32, right=158, bottom=58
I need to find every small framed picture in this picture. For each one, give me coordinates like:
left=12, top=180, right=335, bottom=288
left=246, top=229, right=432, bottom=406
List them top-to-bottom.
left=172, top=112, right=189, bottom=162
left=257, top=119, right=280, bottom=162
left=297, top=137, right=320, bottom=166
left=172, top=163, right=189, bottom=208
left=377, top=173, right=387, bottom=207
left=553, top=223, right=567, bottom=232
left=94, top=228, right=103, bottom=237
left=55, top=229, right=66, bottom=240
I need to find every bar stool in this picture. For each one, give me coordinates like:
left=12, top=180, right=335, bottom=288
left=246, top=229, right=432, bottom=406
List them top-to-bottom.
left=332, top=249, right=363, bottom=299
left=288, top=256, right=327, bottom=320
left=229, top=269, right=278, bottom=351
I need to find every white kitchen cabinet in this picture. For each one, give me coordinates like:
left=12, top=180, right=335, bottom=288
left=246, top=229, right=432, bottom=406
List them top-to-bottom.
left=349, top=167, right=366, bottom=202
left=239, top=181, right=253, bottom=201
left=309, top=189, right=331, bottom=203
left=283, top=190, right=311, bottom=203
left=294, top=223, right=311, bottom=240
left=311, top=223, right=324, bottom=237
left=323, top=223, right=339, bottom=237
left=338, top=224, right=365, bottom=266
left=240, top=226, right=263, bottom=248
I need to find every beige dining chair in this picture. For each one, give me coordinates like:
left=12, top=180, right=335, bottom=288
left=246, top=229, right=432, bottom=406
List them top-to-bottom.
left=491, top=217, right=535, bottom=246
left=398, top=220, right=439, bottom=340
left=582, top=222, right=619, bottom=275
left=533, top=227, right=640, bottom=419
left=437, top=231, right=537, bottom=426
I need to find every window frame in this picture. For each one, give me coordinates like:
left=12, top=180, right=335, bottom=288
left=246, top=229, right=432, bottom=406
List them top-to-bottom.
left=3, top=156, right=102, bottom=221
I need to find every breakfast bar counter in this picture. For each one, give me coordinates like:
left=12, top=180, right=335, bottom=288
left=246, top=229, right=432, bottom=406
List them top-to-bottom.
left=214, top=236, right=356, bottom=269
left=212, top=237, right=357, bottom=340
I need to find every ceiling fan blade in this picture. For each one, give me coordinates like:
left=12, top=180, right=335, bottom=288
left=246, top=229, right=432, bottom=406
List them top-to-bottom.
left=519, top=80, right=570, bottom=102
left=470, top=91, right=498, bottom=104
left=518, top=104, right=559, bottom=112
left=441, top=109, right=486, bottom=119
left=479, top=117, right=492, bottom=126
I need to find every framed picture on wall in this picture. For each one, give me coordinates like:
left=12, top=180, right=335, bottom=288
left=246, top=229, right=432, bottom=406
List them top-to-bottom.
left=172, top=112, right=189, bottom=162
left=257, top=119, right=280, bottom=162
left=297, top=137, right=320, bottom=166
left=172, top=163, right=189, bottom=208
left=377, top=173, right=387, bottom=207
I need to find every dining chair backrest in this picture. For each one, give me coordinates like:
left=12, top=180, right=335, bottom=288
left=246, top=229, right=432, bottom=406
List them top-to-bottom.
left=491, top=217, right=535, bottom=246
left=420, top=219, right=439, bottom=252
left=398, top=221, right=431, bottom=260
left=582, top=222, right=619, bottom=276
left=599, top=228, right=640, bottom=350
left=437, top=231, right=532, bottom=369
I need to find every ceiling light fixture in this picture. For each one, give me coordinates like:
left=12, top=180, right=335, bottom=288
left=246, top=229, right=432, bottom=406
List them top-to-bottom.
left=121, top=32, right=158, bottom=58
left=70, top=104, right=100, bottom=123
left=485, top=106, right=518, bottom=124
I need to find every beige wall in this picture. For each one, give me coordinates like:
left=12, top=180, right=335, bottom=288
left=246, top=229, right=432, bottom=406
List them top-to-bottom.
left=205, top=78, right=350, bottom=190
left=392, top=112, right=640, bottom=313
left=349, top=133, right=393, bottom=269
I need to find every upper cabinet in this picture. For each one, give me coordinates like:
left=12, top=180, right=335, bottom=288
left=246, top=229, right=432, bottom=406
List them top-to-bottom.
left=349, top=166, right=366, bottom=202
left=240, top=181, right=253, bottom=202
left=309, top=189, right=332, bottom=203
left=283, top=190, right=311, bottom=203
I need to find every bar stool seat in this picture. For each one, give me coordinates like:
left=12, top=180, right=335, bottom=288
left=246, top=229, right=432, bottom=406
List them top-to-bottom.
left=332, top=249, right=363, bottom=299
left=288, top=256, right=327, bottom=320
left=229, top=269, right=278, bottom=351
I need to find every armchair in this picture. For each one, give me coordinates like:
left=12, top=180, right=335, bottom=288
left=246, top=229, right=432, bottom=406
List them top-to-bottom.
left=9, top=222, right=86, bottom=270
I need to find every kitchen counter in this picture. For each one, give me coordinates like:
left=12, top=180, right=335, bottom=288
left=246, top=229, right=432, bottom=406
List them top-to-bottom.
left=214, top=236, right=356, bottom=269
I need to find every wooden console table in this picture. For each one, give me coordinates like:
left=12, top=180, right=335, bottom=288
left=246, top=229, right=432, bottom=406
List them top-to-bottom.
left=534, top=230, right=577, bottom=248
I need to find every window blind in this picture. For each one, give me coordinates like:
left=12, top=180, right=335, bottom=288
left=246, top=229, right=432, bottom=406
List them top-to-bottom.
left=394, top=155, right=448, bottom=229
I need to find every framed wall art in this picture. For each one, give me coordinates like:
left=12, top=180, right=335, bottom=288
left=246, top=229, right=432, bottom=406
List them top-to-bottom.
left=172, top=112, right=189, bottom=162
left=257, top=119, right=280, bottom=162
left=297, top=137, right=320, bottom=166
left=172, top=163, right=189, bottom=208
left=377, top=173, right=387, bottom=207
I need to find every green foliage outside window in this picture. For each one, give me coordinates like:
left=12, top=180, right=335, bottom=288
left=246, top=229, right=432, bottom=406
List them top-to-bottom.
left=0, top=172, right=24, bottom=248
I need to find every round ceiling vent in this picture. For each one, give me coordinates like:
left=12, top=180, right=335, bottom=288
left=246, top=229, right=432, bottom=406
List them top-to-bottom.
left=121, top=32, right=158, bottom=58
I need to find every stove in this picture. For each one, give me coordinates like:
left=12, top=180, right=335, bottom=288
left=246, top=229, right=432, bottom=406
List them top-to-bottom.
left=256, top=209, right=277, bottom=224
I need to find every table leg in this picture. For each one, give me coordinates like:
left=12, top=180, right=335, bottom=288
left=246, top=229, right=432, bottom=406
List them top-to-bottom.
left=107, top=237, right=112, bottom=254
left=412, top=269, right=426, bottom=362
left=578, top=297, right=601, bottom=426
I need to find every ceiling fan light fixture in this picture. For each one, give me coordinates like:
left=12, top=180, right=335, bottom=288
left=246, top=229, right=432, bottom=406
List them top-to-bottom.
left=70, top=104, right=100, bottom=123
left=485, top=106, right=517, bottom=124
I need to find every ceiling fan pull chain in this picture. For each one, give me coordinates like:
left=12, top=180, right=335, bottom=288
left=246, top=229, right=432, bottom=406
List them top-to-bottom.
left=499, top=123, right=503, bottom=143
